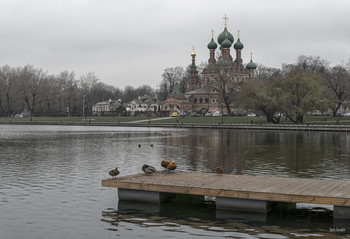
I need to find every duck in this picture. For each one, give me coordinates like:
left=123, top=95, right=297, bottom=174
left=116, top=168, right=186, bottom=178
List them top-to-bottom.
left=138, top=144, right=141, bottom=148
left=150, top=144, right=153, bottom=147
left=161, top=158, right=170, bottom=170
left=167, top=160, right=177, bottom=173
left=142, top=164, right=157, bottom=176
left=216, top=165, right=224, bottom=175
left=109, top=167, right=120, bottom=179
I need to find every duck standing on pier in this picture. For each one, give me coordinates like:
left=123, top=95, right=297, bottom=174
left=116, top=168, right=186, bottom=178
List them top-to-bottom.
left=161, top=158, right=170, bottom=171
left=167, top=160, right=177, bottom=173
left=142, top=164, right=157, bottom=176
left=216, top=165, right=224, bottom=175
left=109, top=167, right=120, bottom=179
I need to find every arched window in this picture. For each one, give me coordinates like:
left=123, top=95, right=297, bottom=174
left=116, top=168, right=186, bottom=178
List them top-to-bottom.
left=205, top=97, right=209, bottom=103
left=194, top=98, right=197, bottom=103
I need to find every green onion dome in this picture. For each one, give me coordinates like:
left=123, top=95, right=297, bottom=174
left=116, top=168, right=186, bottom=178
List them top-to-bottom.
left=217, top=27, right=234, bottom=45
left=221, top=35, right=232, bottom=48
left=207, top=38, right=218, bottom=50
left=234, top=38, right=244, bottom=50
left=246, top=59, right=257, bottom=70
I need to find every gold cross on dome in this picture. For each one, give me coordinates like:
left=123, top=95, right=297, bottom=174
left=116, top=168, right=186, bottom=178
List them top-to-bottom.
left=223, top=14, right=229, bottom=27
left=211, top=29, right=214, bottom=38
left=238, top=30, right=240, bottom=38
left=191, top=46, right=196, bottom=56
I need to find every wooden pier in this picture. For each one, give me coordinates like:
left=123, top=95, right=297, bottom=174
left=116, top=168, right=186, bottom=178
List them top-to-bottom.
left=102, top=171, right=350, bottom=218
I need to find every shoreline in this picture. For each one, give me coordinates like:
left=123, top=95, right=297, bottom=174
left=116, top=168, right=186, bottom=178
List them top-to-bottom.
left=1, top=120, right=349, bottom=132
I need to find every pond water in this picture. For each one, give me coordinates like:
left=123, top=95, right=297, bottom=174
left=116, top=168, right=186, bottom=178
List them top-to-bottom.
left=0, top=124, right=350, bottom=239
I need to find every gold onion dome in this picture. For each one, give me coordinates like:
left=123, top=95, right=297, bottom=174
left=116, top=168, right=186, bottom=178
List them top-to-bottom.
left=191, top=47, right=196, bottom=57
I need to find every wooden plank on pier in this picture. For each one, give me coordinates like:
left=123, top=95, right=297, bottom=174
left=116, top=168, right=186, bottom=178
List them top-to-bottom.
left=101, top=171, right=350, bottom=206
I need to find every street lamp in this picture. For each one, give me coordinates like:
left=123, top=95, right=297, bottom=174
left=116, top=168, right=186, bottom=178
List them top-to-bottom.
left=83, top=94, right=85, bottom=118
left=221, top=102, right=223, bottom=124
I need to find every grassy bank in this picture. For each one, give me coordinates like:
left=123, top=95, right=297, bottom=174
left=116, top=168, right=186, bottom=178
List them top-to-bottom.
left=1, top=115, right=350, bottom=125
left=157, top=115, right=350, bottom=125
left=0, top=116, right=149, bottom=123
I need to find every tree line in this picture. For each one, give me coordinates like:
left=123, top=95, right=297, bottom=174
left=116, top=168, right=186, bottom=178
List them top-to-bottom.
left=1, top=55, right=349, bottom=123
left=239, top=56, right=350, bottom=123
left=0, top=63, right=198, bottom=117
left=0, top=65, right=155, bottom=117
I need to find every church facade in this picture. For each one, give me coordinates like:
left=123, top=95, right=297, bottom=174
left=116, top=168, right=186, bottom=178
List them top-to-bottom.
left=161, top=18, right=257, bottom=115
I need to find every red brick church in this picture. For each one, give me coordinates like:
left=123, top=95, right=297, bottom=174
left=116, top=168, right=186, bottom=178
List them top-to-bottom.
left=161, top=17, right=257, bottom=115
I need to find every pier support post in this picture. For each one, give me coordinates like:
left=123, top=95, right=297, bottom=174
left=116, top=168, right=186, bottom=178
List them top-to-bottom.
left=118, top=188, right=175, bottom=204
left=216, top=197, right=275, bottom=212
left=333, top=206, right=350, bottom=231
left=334, top=206, right=350, bottom=219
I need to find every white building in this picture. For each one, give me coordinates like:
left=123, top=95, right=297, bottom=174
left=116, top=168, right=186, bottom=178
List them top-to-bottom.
left=126, top=95, right=161, bottom=114
left=92, top=99, right=124, bottom=116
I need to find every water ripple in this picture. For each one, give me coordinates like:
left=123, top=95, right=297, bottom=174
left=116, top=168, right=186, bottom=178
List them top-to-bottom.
left=1, top=125, right=350, bottom=239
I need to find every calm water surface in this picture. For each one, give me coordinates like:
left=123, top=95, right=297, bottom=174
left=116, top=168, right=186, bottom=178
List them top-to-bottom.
left=0, top=124, right=350, bottom=239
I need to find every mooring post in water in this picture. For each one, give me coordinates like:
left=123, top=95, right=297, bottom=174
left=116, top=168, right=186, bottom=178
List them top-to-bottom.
left=333, top=206, right=350, bottom=219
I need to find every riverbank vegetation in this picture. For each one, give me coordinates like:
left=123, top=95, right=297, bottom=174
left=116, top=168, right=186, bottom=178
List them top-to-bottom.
left=0, top=55, right=349, bottom=125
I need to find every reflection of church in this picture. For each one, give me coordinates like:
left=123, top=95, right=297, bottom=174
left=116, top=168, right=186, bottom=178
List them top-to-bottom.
left=161, top=16, right=257, bottom=115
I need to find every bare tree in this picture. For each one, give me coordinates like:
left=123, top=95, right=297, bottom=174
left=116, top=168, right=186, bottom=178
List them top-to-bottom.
left=295, top=55, right=329, bottom=74
left=211, top=59, right=241, bottom=114
left=254, top=63, right=280, bottom=81
left=0, top=65, right=15, bottom=115
left=17, top=65, right=47, bottom=117
left=159, top=66, right=185, bottom=100
left=324, top=66, right=350, bottom=116
left=55, top=71, right=77, bottom=115
left=79, top=72, right=99, bottom=115
left=136, top=84, right=155, bottom=98
left=123, top=86, right=138, bottom=103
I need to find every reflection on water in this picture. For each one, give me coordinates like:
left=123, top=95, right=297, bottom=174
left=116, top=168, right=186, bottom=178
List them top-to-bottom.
left=1, top=125, right=350, bottom=239
left=101, top=197, right=337, bottom=238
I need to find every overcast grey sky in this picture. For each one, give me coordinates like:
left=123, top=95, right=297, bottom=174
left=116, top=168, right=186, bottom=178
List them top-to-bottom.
left=0, top=0, right=349, bottom=89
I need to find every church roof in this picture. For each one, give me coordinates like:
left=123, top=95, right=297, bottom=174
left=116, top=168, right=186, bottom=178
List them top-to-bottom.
left=218, top=26, right=234, bottom=45
left=207, top=37, right=218, bottom=50
left=234, top=38, right=244, bottom=50
left=246, top=53, right=257, bottom=70
left=184, top=85, right=212, bottom=95
left=130, top=95, right=160, bottom=104
left=92, top=99, right=123, bottom=107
